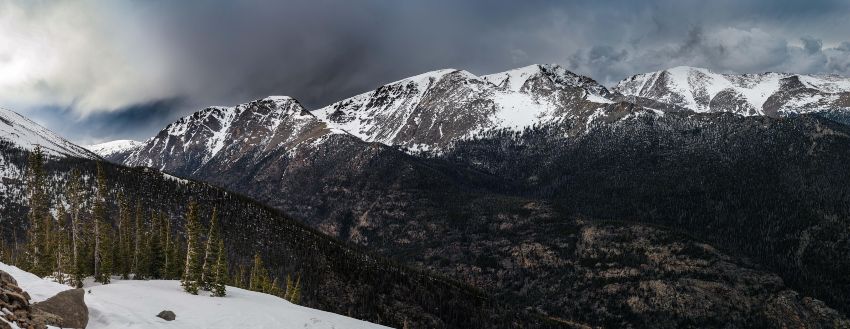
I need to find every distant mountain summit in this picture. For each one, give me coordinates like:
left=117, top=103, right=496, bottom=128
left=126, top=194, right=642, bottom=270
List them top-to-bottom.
left=313, top=64, right=615, bottom=151
left=615, top=66, right=850, bottom=116
left=117, top=96, right=345, bottom=175
left=86, top=139, right=142, bottom=161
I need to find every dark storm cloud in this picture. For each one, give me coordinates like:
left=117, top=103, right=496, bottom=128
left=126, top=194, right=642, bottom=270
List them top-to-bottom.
left=4, top=0, right=850, bottom=143
left=27, top=98, right=186, bottom=145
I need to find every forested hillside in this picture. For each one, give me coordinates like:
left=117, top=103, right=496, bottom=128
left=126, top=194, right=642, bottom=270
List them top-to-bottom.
left=0, top=141, right=544, bottom=329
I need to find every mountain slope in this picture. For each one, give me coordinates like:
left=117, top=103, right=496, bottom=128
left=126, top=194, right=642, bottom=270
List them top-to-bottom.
left=312, top=64, right=613, bottom=151
left=615, top=66, right=850, bottom=116
left=91, top=96, right=850, bottom=326
left=118, top=96, right=342, bottom=175
left=0, top=107, right=97, bottom=159
left=0, top=117, right=539, bottom=329
left=0, top=262, right=388, bottom=329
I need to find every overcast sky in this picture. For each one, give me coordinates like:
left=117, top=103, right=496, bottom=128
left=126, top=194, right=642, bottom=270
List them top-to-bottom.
left=2, top=0, right=850, bottom=144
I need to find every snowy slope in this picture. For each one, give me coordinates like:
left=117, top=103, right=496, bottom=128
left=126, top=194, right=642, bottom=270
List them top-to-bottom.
left=313, top=64, right=613, bottom=150
left=615, top=66, right=850, bottom=116
left=0, top=108, right=97, bottom=159
left=86, top=140, right=143, bottom=159
left=0, top=262, right=387, bottom=329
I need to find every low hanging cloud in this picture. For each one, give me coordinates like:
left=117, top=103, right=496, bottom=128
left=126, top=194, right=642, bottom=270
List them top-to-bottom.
left=1, top=0, right=850, bottom=143
left=568, top=27, right=850, bottom=86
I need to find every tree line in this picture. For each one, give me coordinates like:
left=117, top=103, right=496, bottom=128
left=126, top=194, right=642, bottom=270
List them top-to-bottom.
left=2, top=146, right=301, bottom=302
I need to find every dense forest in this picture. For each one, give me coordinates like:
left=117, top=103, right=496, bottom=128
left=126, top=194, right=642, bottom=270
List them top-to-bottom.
left=443, top=111, right=850, bottom=315
left=0, top=141, right=551, bottom=329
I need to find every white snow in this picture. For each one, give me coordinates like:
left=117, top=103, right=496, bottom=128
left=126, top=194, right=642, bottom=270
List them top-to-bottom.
left=312, top=64, right=613, bottom=149
left=481, top=64, right=545, bottom=92
left=615, top=66, right=850, bottom=115
left=0, top=108, right=96, bottom=159
left=86, top=140, right=143, bottom=158
left=161, top=172, right=190, bottom=185
left=0, top=262, right=387, bottom=329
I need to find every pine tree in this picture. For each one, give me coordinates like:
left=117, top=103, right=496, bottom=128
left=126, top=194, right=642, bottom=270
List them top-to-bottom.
left=24, top=146, right=48, bottom=276
left=92, top=162, right=108, bottom=283
left=67, top=168, right=84, bottom=287
left=116, top=192, right=132, bottom=279
left=132, top=201, right=143, bottom=278
left=181, top=201, right=202, bottom=294
left=40, top=206, right=56, bottom=277
left=53, top=207, right=72, bottom=284
left=201, top=208, right=220, bottom=290
left=161, top=215, right=171, bottom=279
left=97, top=219, right=113, bottom=284
left=168, top=223, right=182, bottom=278
left=210, top=239, right=227, bottom=297
left=249, top=252, right=267, bottom=292
left=234, top=264, right=247, bottom=289
left=285, top=274, right=293, bottom=299
left=290, top=274, right=301, bottom=304
left=268, top=277, right=282, bottom=296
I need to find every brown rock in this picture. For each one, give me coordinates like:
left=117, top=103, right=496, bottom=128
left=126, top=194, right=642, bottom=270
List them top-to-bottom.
left=32, top=289, right=88, bottom=329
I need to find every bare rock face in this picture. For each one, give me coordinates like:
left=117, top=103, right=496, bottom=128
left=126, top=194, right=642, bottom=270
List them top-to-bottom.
left=0, top=270, right=44, bottom=329
left=32, top=289, right=88, bottom=328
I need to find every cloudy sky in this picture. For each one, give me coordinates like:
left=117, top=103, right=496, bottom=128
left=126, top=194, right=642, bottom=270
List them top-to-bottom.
left=2, top=0, right=850, bottom=144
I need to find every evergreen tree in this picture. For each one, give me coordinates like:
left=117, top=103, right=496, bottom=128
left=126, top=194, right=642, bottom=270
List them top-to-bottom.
left=23, top=146, right=48, bottom=276
left=93, top=162, right=111, bottom=284
left=67, top=168, right=84, bottom=287
left=116, top=192, right=132, bottom=279
left=132, top=201, right=143, bottom=278
left=181, top=201, right=202, bottom=294
left=40, top=207, right=56, bottom=277
left=53, top=207, right=72, bottom=284
left=201, top=208, right=220, bottom=290
left=161, top=215, right=172, bottom=279
left=210, top=239, right=227, bottom=297
left=249, top=252, right=268, bottom=292
left=234, top=264, right=247, bottom=289
left=285, top=274, right=293, bottom=300
left=290, top=274, right=302, bottom=305
left=269, top=277, right=281, bottom=296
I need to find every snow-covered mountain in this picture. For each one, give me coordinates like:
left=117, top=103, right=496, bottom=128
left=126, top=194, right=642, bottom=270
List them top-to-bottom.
left=313, top=64, right=614, bottom=151
left=615, top=66, right=850, bottom=116
left=119, top=96, right=345, bottom=175
left=0, top=107, right=97, bottom=159
left=86, top=139, right=143, bottom=161
left=0, top=262, right=387, bottom=329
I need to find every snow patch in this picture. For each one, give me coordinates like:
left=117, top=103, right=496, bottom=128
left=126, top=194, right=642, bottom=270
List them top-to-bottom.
left=0, top=262, right=387, bottom=329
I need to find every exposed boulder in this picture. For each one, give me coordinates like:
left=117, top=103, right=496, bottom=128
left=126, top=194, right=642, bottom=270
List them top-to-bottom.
left=0, top=269, right=43, bottom=329
left=32, top=289, right=88, bottom=328
left=157, top=310, right=176, bottom=321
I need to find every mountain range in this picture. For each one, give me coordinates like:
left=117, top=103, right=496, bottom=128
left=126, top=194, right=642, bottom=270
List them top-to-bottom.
left=2, top=64, right=849, bottom=328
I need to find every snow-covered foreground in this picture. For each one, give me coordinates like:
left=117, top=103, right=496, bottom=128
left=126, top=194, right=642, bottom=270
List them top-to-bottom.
left=0, top=263, right=388, bottom=329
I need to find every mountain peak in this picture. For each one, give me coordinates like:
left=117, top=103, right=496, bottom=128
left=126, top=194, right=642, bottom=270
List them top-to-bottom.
left=482, top=64, right=611, bottom=97
left=0, top=107, right=96, bottom=159
left=86, top=139, right=143, bottom=159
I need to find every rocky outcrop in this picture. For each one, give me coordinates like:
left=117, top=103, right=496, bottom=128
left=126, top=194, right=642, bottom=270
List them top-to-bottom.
left=0, top=270, right=42, bottom=329
left=32, top=289, right=88, bottom=328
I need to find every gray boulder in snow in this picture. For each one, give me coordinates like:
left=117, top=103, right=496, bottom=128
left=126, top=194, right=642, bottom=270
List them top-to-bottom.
left=32, top=288, right=88, bottom=328
left=157, top=310, right=176, bottom=321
